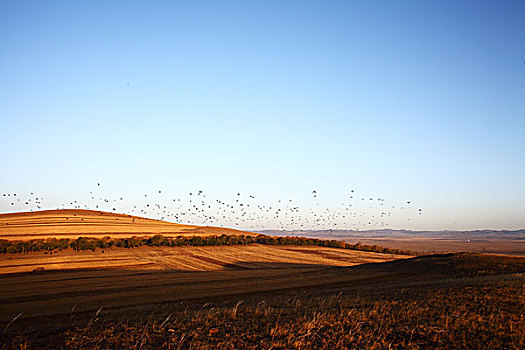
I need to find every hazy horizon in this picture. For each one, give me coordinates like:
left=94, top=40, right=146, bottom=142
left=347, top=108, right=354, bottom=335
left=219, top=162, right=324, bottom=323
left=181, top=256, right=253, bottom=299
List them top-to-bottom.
left=1, top=1, right=524, bottom=231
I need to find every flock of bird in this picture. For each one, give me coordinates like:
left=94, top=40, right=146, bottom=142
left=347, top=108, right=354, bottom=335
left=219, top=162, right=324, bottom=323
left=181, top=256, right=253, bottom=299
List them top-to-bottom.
left=1, top=184, right=423, bottom=231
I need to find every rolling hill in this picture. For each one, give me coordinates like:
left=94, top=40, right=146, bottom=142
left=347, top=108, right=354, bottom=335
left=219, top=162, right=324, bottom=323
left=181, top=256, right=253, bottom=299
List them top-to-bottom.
left=0, top=209, right=253, bottom=240
left=2, top=209, right=523, bottom=348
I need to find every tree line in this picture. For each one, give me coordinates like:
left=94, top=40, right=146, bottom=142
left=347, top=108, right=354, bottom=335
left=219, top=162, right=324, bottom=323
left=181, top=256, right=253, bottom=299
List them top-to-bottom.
left=0, top=234, right=413, bottom=255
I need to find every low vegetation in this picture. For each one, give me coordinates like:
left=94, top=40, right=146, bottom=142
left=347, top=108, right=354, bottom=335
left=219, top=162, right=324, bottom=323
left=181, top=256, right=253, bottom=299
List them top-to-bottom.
left=0, top=234, right=413, bottom=255
left=2, top=253, right=523, bottom=349
left=62, top=281, right=523, bottom=349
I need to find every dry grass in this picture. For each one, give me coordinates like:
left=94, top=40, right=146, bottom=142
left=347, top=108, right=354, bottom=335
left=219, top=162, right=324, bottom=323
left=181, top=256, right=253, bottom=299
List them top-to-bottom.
left=1, top=208, right=523, bottom=349
left=0, top=209, right=252, bottom=240
left=343, top=237, right=525, bottom=256
left=0, top=244, right=407, bottom=274
left=0, top=245, right=408, bottom=322
left=1, top=253, right=523, bottom=349
left=61, top=281, right=524, bottom=350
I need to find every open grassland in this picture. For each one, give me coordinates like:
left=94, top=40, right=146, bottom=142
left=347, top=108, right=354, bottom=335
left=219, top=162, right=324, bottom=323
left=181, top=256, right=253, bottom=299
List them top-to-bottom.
left=0, top=209, right=251, bottom=240
left=1, top=210, right=523, bottom=348
left=271, top=229, right=525, bottom=256
left=291, top=231, right=525, bottom=256
left=344, top=237, right=525, bottom=256
left=0, top=244, right=406, bottom=275
left=1, top=253, right=524, bottom=349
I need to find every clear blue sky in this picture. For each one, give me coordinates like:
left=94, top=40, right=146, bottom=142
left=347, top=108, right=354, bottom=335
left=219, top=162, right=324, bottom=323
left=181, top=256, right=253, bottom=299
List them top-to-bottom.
left=1, top=1, right=524, bottom=230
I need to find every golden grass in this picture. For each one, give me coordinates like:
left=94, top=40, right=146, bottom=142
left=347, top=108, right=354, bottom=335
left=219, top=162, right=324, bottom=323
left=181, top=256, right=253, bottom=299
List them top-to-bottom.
left=0, top=209, right=253, bottom=240
left=2, top=209, right=523, bottom=348
left=0, top=244, right=408, bottom=275
left=1, top=253, right=524, bottom=349
left=75, top=279, right=521, bottom=350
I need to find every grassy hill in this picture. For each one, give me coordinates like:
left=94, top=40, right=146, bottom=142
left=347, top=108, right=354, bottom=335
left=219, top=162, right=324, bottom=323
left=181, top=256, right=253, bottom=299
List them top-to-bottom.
left=0, top=209, right=252, bottom=240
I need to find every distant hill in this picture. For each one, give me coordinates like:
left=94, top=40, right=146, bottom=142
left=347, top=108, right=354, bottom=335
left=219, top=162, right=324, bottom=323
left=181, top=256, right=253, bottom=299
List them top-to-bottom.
left=0, top=209, right=253, bottom=240
left=258, top=228, right=525, bottom=255
left=259, top=228, right=525, bottom=239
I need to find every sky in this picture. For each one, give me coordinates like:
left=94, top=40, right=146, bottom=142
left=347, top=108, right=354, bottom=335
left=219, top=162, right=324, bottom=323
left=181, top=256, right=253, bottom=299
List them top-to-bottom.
left=1, top=1, right=524, bottom=231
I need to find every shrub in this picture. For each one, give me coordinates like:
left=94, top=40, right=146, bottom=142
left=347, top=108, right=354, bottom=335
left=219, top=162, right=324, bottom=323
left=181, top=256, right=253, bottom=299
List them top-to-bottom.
left=0, top=234, right=413, bottom=255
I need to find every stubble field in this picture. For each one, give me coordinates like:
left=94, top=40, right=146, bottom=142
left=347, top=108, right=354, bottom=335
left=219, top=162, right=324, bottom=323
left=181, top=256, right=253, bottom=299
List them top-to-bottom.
left=0, top=210, right=524, bottom=349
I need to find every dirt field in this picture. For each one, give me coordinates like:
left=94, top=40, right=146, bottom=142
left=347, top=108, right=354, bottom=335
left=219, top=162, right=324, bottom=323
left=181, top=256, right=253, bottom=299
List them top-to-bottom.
left=0, top=209, right=252, bottom=240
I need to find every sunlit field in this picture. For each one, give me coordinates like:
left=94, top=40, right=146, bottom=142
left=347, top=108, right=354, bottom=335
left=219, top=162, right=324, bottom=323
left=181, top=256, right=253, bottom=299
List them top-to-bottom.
left=2, top=1, right=524, bottom=349
left=1, top=252, right=523, bottom=349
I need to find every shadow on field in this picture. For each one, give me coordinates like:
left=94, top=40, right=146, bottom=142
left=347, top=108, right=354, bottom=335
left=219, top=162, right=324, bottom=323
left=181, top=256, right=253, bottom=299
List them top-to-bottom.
left=1, top=252, right=524, bottom=344
left=349, top=252, right=525, bottom=276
